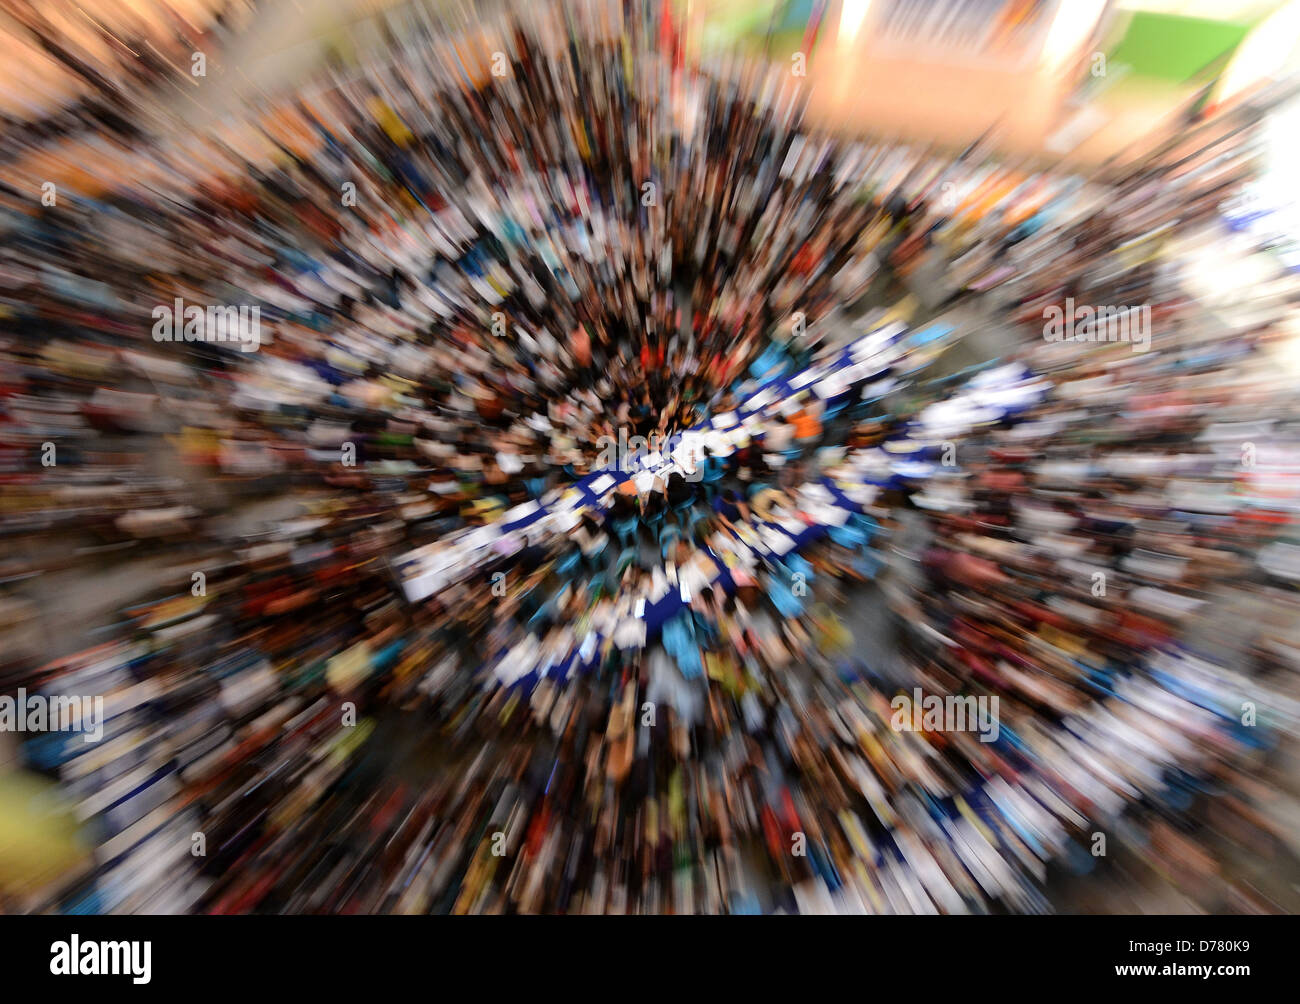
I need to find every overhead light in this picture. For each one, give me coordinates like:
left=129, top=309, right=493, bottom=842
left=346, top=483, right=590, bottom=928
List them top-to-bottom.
left=839, top=0, right=872, bottom=47
left=1040, top=0, right=1108, bottom=73
left=1216, top=0, right=1300, bottom=106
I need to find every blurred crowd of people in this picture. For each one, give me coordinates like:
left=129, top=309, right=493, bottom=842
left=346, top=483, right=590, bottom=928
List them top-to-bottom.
left=1, top=0, right=1299, bottom=914
left=1, top=0, right=902, bottom=581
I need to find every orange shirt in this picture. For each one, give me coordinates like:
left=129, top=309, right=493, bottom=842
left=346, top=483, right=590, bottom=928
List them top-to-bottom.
left=572, top=326, right=591, bottom=367
left=791, top=410, right=822, bottom=440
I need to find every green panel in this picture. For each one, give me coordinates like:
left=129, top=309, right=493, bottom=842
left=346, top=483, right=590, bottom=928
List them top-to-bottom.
left=696, top=0, right=780, bottom=44
left=1110, top=11, right=1256, bottom=83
